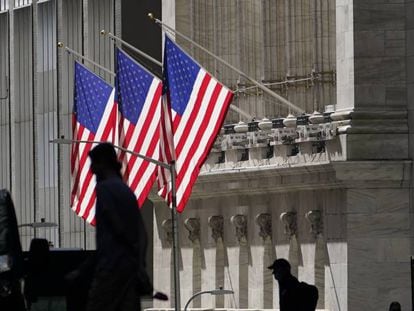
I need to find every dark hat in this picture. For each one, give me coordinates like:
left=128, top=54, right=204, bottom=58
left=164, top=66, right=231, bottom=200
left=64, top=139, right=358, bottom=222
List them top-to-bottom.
left=88, top=142, right=121, bottom=171
left=267, top=258, right=291, bottom=271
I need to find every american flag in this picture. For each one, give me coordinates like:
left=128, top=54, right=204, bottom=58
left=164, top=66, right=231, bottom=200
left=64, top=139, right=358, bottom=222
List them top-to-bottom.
left=158, top=36, right=234, bottom=212
left=116, top=48, right=162, bottom=207
left=71, top=61, right=118, bottom=224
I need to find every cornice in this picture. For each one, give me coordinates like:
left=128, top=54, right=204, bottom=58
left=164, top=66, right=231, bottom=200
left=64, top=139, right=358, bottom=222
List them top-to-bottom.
left=150, top=160, right=411, bottom=202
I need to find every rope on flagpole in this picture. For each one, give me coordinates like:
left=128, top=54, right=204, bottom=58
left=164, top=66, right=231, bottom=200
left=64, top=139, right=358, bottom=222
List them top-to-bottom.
left=147, top=13, right=305, bottom=115
left=99, top=30, right=253, bottom=121
left=100, top=30, right=163, bottom=68
left=57, top=42, right=116, bottom=77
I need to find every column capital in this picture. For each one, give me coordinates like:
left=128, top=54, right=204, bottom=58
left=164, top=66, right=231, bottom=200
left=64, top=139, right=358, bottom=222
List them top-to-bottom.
left=255, top=213, right=272, bottom=241
left=231, top=214, right=247, bottom=243
left=184, top=217, right=200, bottom=243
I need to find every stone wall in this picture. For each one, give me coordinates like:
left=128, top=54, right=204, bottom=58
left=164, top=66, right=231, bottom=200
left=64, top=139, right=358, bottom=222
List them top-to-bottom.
left=157, top=0, right=414, bottom=310
left=172, top=0, right=336, bottom=123
left=151, top=105, right=412, bottom=309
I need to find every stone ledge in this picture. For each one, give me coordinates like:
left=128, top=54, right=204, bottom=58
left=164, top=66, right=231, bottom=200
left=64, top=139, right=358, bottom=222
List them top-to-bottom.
left=201, top=109, right=408, bottom=170
left=149, top=160, right=411, bottom=201
left=144, top=308, right=329, bottom=311
left=146, top=309, right=329, bottom=311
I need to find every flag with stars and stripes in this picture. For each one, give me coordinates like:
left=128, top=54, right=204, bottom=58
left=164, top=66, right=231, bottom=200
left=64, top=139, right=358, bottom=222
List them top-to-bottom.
left=158, top=36, right=234, bottom=212
left=116, top=48, right=162, bottom=207
left=71, top=61, right=118, bottom=224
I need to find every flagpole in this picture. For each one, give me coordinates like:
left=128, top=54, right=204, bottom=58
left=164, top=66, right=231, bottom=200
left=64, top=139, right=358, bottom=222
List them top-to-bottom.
left=147, top=13, right=304, bottom=115
left=99, top=30, right=253, bottom=121
left=57, top=42, right=116, bottom=77
left=49, top=138, right=170, bottom=168
left=170, top=160, right=181, bottom=311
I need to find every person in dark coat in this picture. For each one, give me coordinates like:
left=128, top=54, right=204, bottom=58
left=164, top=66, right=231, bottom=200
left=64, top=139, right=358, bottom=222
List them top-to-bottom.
left=85, top=143, right=149, bottom=311
left=0, top=189, right=26, bottom=311
left=268, top=258, right=318, bottom=311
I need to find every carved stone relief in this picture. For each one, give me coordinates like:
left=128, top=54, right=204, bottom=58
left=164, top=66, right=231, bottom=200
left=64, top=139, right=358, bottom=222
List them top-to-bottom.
left=280, top=211, right=297, bottom=238
left=255, top=213, right=272, bottom=240
left=231, top=214, right=247, bottom=243
left=208, top=215, right=224, bottom=242
left=184, top=218, right=201, bottom=243
left=161, top=219, right=173, bottom=245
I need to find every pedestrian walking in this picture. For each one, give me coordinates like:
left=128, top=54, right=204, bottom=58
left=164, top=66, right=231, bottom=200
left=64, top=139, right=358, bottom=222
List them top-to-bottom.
left=85, top=142, right=150, bottom=311
left=268, top=258, right=318, bottom=311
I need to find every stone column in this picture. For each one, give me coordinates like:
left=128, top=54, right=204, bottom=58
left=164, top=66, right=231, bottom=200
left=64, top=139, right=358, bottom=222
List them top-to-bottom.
left=162, top=0, right=175, bottom=31
left=335, top=0, right=408, bottom=161
left=336, top=0, right=354, bottom=112
left=335, top=1, right=413, bottom=310
left=335, top=161, right=411, bottom=311
left=306, top=210, right=325, bottom=309
left=280, top=211, right=299, bottom=277
left=255, top=213, right=273, bottom=309
left=231, top=214, right=248, bottom=308
left=208, top=215, right=225, bottom=308
left=184, top=217, right=201, bottom=308
left=162, top=218, right=174, bottom=308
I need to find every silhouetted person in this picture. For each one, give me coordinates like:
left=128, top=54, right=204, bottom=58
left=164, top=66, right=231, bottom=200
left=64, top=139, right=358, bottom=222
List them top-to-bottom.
left=85, top=143, right=149, bottom=311
left=0, top=189, right=25, bottom=311
left=24, top=238, right=50, bottom=309
left=268, top=258, right=318, bottom=311
left=389, top=301, right=401, bottom=311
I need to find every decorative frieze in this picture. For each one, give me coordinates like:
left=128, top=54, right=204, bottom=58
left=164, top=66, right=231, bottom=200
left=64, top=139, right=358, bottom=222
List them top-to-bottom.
left=201, top=113, right=353, bottom=171
left=280, top=211, right=297, bottom=238
left=255, top=213, right=272, bottom=240
left=231, top=214, right=247, bottom=243
left=208, top=215, right=224, bottom=242
left=184, top=218, right=200, bottom=243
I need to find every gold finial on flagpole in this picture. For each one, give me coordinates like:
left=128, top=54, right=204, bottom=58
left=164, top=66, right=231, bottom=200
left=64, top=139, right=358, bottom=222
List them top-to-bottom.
left=147, top=13, right=155, bottom=21
left=57, top=42, right=64, bottom=48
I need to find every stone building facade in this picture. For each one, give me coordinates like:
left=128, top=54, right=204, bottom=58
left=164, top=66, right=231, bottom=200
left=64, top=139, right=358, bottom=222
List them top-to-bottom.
left=0, top=0, right=412, bottom=310
left=151, top=1, right=414, bottom=311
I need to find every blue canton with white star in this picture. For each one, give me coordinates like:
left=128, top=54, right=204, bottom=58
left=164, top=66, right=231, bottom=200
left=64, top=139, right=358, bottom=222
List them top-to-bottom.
left=164, top=36, right=200, bottom=116
left=116, top=48, right=154, bottom=124
left=74, top=62, right=113, bottom=133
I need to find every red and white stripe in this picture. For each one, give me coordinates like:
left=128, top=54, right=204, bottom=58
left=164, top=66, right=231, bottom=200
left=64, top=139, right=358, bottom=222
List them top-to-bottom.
left=158, top=69, right=233, bottom=212
left=119, top=79, right=163, bottom=207
left=70, top=89, right=117, bottom=224
left=157, top=94, right=175, bottom=202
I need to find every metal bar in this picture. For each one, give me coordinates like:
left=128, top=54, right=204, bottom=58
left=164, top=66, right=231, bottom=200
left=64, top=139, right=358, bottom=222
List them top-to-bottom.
left=148, top=13, right=304, bottom=114
left=100, top=30, right=254, bottom=120
left=101, top=30, right=162, bottom=67
left=57, top=42, right=115, bottom=77
left=229, top=104, right=252, bottom=120
left=49, top=138, right=170, bottom=169
left=170, top=160, right=181, bottom=311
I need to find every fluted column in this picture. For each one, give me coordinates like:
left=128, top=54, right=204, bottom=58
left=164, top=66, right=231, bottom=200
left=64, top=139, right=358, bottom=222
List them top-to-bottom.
left=306, top=210, right=325, bottom=309
left=280, top=211, right=299, bottom=277
left=256, top=213, right=273, bottom=309
left=231, top=214, right=248, bottom=308
left=208, top=215, right=225, bottom=308
left=184, top=217, right=201, bottom=308
left=161, top=219, right=175, bottom=305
